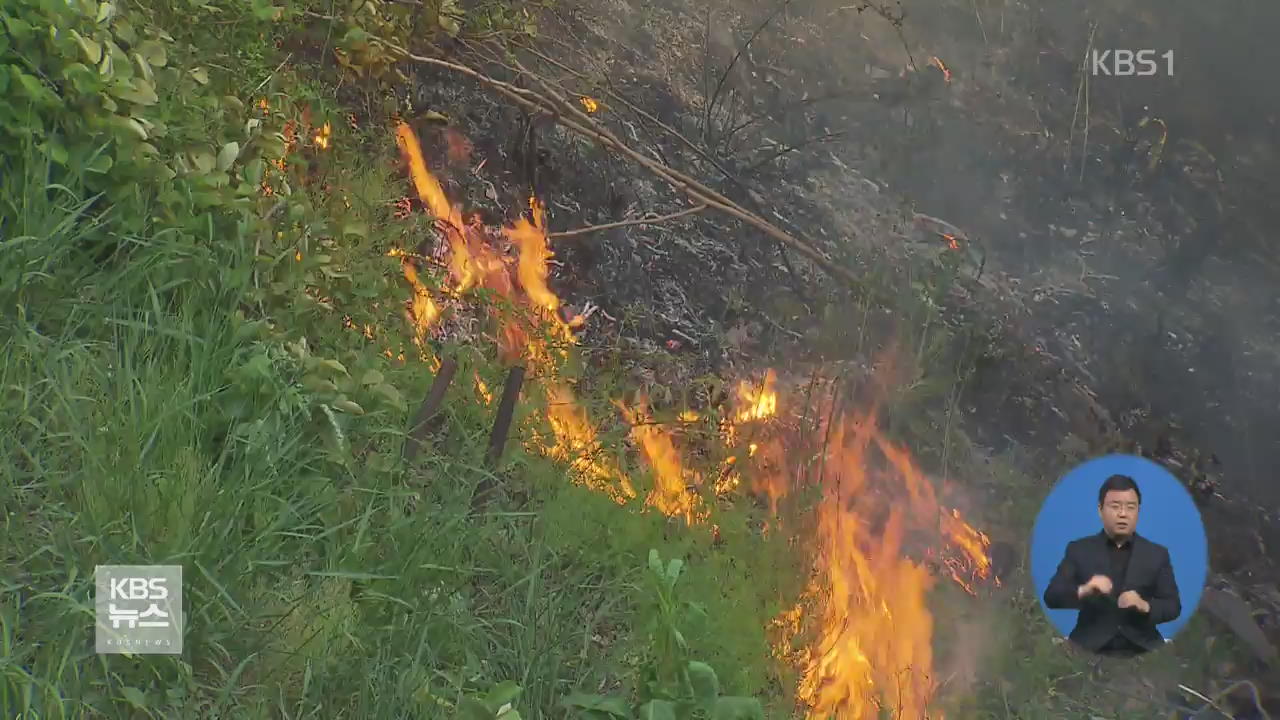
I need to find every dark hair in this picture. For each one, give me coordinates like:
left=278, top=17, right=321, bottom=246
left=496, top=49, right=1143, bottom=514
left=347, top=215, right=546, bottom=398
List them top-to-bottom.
left=1097, top=474, right=1142, bottom=505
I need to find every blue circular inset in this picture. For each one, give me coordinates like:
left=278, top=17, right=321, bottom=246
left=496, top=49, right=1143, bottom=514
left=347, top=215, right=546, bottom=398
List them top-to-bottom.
left=1030, top=454, right=1208, bottom=643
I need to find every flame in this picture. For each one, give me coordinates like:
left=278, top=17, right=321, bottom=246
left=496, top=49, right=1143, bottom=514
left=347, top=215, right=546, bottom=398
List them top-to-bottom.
left=928, top=56, right=952, bottom=83
left=579, top=96, right=600, bottom=113
left=314, top=121, right=332, bottom=150
left=395, top=121, right=460, bottom=228
left=508, top=197, right=559, bottom=312
left=401, top=259, right=441, bottom=342
left=735, top=370, right=778, bottom=423
left=475, top=373, right=494, bottom=406
left=544, top=383, right=636, bottom=503
left=621, top=397, right=705, bottom=524
left=761, top=400, right=993, bottom=719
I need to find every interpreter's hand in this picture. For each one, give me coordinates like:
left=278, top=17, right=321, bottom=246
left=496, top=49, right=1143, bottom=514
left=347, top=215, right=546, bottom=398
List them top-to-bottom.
left=1077, top=574, right=1113, bottom=599
left=1118, top=590, right=1151, bottom=613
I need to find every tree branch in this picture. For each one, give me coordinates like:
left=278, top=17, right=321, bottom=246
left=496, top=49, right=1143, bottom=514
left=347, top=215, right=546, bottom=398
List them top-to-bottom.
left=373, top=37, right=885, bottom=305
left=550, top=204, right=709, bottom=239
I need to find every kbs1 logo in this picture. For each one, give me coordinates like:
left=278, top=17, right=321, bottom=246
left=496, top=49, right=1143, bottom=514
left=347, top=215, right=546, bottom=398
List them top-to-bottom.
left=1091, top=49, right=1174, bottom=76
left=94, top=565, right=183, bottom=654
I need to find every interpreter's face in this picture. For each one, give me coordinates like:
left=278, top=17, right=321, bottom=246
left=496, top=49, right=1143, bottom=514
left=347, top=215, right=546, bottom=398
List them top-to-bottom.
left=1099, top=489, right=1140, bottom=539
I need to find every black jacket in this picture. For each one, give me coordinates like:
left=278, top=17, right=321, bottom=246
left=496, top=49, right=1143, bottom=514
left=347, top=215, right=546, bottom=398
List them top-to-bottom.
left=1043, top=531, right=1181, bottom=653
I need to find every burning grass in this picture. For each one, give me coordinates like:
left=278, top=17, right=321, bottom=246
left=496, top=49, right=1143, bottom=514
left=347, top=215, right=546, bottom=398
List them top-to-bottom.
left=388, top=120, right=1000, bottom=719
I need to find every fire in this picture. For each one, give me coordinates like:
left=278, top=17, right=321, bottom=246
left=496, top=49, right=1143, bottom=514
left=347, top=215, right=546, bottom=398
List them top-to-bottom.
left=928, top=56, right=952, bottom=83
left=579, top=96, right=600, bottom=113
left=314, top=121, right=332, bottom=150
left=395, top=121, right=460, bottom=228
left=508, top=197, right=558, bottom=312
left=941, top=232, right=960, bottom=251
left=400, top=257, right=441, bottom=343
left=735, top=370, right=778, bottom=423
left=475, top=373, right=493, bottom=406
left=544, top=383, right=636, bottom=503
left=621, top=397, right=705, bottom=524
left=761, top=401, right=993, bottom=719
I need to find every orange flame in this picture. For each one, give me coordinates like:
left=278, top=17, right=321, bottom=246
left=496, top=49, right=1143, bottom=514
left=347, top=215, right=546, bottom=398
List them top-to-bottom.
left=928, top=56, right=952, bottom=83
left=314, top=121, right=332, bottom=150
left=395, top=121, right=460, bottom=228
left=508, top=197, right=559, bottom=312
left=401, top=258, right=441, bottom=342
left=735, top=370, right=778, bottom=423
left=545, top=383, right=636, bottom=503
left=621, top=397, right=705, bottom=524
left=759, top=399, right=992, bottom=719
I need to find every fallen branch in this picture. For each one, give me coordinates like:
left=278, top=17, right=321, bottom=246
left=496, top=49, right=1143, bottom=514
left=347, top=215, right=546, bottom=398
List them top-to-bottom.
left=372, top=37, right=884, bottom=305
left=549, top=204, right=708, bottom=239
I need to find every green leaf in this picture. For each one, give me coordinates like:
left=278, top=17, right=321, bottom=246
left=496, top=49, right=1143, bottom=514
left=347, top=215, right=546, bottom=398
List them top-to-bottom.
left=112, top=17, right=136, bottom=44
left=340, top=27, right=371, bottom=47
left=69, top=29, right=102, bottom=64
left=136, top=38, right=167, bottom=67
left=132, top=53, right=154, bottom=84
left=62, top=61, right=97, bottom=94
left=190, top=67, right=209, bottom=85
left=15, top=71, right=49, bottom=101
left=111, top=77, right=158, bottom=105
left=110, top=114, right=148, bottom=140
left=43, top=140, right=69, bottom=165
left=217, top=141, right=240, bottom=172
left=191, top=151, right=216, bottom=174
left=86, top=153, right=113, bottom=174
left=242, top=158, right=265, bottom=185
left=341, top=222, right=367, bottom=239
left=311, top=358, right=349, bottom=376
left=360, top=370, right=384, bottom=386
left=371, top=383, right=406, bottom=412
left=332, top=399, right=365, bottom=415
left=648, top=549, right=662, bottom=579
left=665, top=559, right=683, bottom=586
left=686, top=662, right=719, bottom=712
left=484, top=681, right=522, bottom=712
left=118, top=686, right=146, bottom=708
left=561, top=693, right=631, bottom=717
left=455, top=697, right=493, bottom=720
left=710, top=697, right=763, bottom=720
left=636, top=700, right=676, bottom=720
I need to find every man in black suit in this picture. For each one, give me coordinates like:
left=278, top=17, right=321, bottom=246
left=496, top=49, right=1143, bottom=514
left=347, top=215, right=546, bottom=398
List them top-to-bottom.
left=1043, top=474, right=1182, bottom=657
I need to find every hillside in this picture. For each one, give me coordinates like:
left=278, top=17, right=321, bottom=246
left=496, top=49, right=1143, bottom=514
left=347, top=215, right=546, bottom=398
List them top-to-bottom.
left=2, top=0, right=1276, bottom=718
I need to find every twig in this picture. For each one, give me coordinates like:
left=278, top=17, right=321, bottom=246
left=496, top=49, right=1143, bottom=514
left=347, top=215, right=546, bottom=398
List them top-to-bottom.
left=705, top=0, right=792, bottom=144
left=970, top=0, right=988, bottom=45
left=1079, top=22, right=1096, bottom=183
left=375, top=37, right=884, bottom=304
left=504, top=44, right=748, bottom=192
left=251, top=54, right=294, bottom=97
left=722, top=90, right=860, bottom=143
left=743, top=131, right=848, bottom=172
left=549, top=204, right=709, bottom=239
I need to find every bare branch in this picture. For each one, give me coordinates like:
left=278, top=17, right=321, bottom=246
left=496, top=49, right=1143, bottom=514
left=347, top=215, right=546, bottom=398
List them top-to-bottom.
left=705, top=0, right=792, bottom=144
left=373, top=36, right=885, bottom=304
left=549, top=204, right=709, bottom=239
